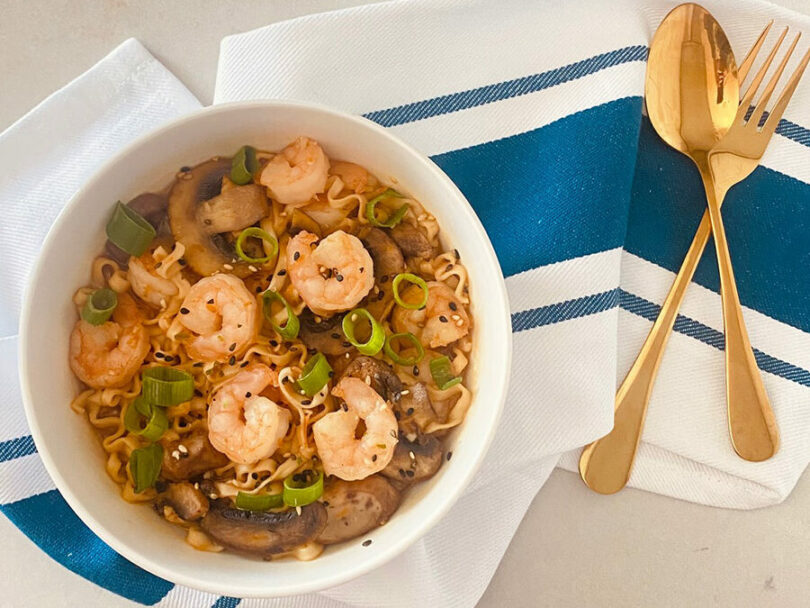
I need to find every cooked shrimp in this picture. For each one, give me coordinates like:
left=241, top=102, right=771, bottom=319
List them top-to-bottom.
left=259, top=137, right=330, bottom=207
left=330, top=161, right=371, bottom=193
left=287, top=230, right=374, bottom=316
left=128, top=253, right=178, bottom=308
left=176, top=274, right=259, bottom=361
left=392, top=281, right=470, bottom=348
left=69, top=292, right=149, bottom=389
left=208, top=364, right=291, bottom=465
left=313, top=377, right=398, bottom=481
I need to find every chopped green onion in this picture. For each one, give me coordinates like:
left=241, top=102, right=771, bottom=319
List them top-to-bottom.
left=230, top=145, right=258, bottom=185
left=365, top=189, right=409, bottom=228
left=106, top=201, right=156, bottom=257
left=235, top=227, right=278, bottom=264
left=392, top=273, right=429, bottom=310
left=81, top=288, right=118, bottom=325
left=262, top=290, right=299, bottom=340
left=342, top=308, right=385, bottom=356
left=384, top=332, right=424, bottom=366
left=296, top=352, right=332, bottom=397
left=429, top=356, right=462, bottom=390
left=142, top=367, right=194, bottom=406
left=124, top=397, right=169, bottom=442
left=130, top=443, right=163, bottom=493
left=283, top=469, right=323, bottom=507
left=235, top=491, right=284, bottom=511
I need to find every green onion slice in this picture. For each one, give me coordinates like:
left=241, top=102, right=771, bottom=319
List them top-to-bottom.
left=230, top=145, right=258, bottom=185
left=365, top=189, right=409, bottom=228
left=106, top=201, right=156, bottom=257
left=235, top=227, right=278, bottom=264
left=392, top=273, right=429, bottom=310
left=81, top=288, right=118, bottom=325
left=262, top=290, right=300, bottom=340
left=342, top=308, right=385, bottom=356
left=384, top=332, right=424, bottom=366
left=296, top=352, right=332, bottom=397
left=429, top=355, right=462, bottom=390
left=142, top=367, right=194, bottom=406
left=124, top=396, right=169, bottom=442
left=130, top=443, right=163, bottom=493
left=283, top=469, right=324, bottom=507
left=235, top=491, right=284, bottom=511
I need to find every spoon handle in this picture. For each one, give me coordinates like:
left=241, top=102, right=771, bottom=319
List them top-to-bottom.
left=698, top=168, right=779, bottom=462
left=579, top=210, right=712, bottom=494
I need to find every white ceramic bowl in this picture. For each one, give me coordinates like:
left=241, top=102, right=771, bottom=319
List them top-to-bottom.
left=19, top=100, right=511, bottom=598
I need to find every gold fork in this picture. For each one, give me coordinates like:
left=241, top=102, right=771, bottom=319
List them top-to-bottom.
left=580, top=23, right=810, bottom=493
left=705, top=29, right=810, bottom=460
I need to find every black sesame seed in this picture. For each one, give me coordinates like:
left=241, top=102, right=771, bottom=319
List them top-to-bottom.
left=180, top=166, right=191, bottom=173
left=454, top=249, right=460, bottom=259
left=293, top=251, right=300, bottom=261
left=178, top=258, right=187, bottom=266
left=445, top=264, right=453, bottom=272
left=359, top=267, right=364, bottom=273
left=277, top=269, right=286, bottom=276
left=336, top=274, right=344, bottom=282
left=380, top=275, right=389, bottom=283
left=255, top=286, right=263, bottom=293
left=377, top=291, right=385, bottom=301
left=207, top=298, right=214, bottom=304
left=449, top=302, right=457, bottom=311
left=180, top=307, right=190, bottom=315
left=439, top=315, right=448, bottom=323
left=330, top=332, right=341, bottom=339
left=270, top=340, right=279, bottom=347
left=342, top=341, right=352, bottom=348
left=228, top=343, right=236, bottom=352
left=155, top=352, right=165, bottom=359
left=164, top=355, right=174, bottom=363
left=229, top=356, right=236, bottom=366
left=240, top=361, right=249, bottom=368
left=193, top=362, right=204, bottom=367
left=413, top=365, right=420, bottom=376
left=328, top=371, right=334, bottom=378
left=282, top=377, right=290, bottom=383
left=245, top=392, right=252, bottom=398
left=302, top=399, right=312, bottom=406
left=342, top=403, right=348, bottom=411
left=406, top=407, right=414, bottom=416
left=446, top=451, right=453, bottom=461
left=372, top=454, right=377, bottom=462
left=398, top=469, right=406, bottom=477
left=406, top=469, right=414, bottom=478
left=155, top=480, right=168, bottom=493
left=322, top=501, right=329, bottom=507
left=362, top=540, right=372, bottom=547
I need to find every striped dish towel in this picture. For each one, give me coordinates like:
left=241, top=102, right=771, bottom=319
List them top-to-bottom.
left=3, top=0, right=810, bottom=606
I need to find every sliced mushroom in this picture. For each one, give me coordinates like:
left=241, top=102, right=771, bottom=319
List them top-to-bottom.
left=168, top=159, right=269, bottom=277
left=195, top=184, right=268, bottom=234
left=105, top=193, right=169, bottom=266
left=390, top=222, right=437, bottom=259
left=361, top=228, right=406, bottom=279
left=298, top=310, right=352, bottom=356
left=342, top=356, right=402, bottom=402
left=396, top=382, right=445, bottom=432
left=382, top=432, right=443, bottom=483
left=161, top=433, right=229, bottom=481
left=317, top=476, right=400, bottom=545
left=157, top=482, right=209, bottom=521
left=201, top=500, right=327, bottom=557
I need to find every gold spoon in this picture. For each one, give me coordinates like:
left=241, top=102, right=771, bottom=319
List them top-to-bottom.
left=580, top=4, right=778, bottom=494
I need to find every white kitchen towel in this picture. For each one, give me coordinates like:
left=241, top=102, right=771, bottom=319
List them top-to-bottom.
left=2, top=1, right=810, bottom=607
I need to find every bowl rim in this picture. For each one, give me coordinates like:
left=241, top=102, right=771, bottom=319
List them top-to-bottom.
left=18, top=99, right=511, bottom=597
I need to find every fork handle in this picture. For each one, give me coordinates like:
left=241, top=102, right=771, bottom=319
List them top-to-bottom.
left=699, top=166, right=779, bottom=462
left=579, top=209, right=713, bottom=494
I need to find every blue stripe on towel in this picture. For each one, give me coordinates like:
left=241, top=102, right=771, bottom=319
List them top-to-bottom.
left=363, top=45, right=648, bottom=127
left=432, top=97, right=644, bottom=276
left=627, top=117, right=810, bottom=333
left=511, top=290, right=619, bottom=331
left=0, top=435, right=36, bottom=462
left=0, top=490, right=174, bottom=605
left=211, top=598, right=241, bottom=608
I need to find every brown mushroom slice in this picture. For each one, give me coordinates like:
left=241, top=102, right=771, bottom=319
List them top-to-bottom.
left=168, top=158, right=265, bottom=277
left=195, top=184, right=268, bottom=234
left=105, top=192, right=169, bottom=266
left=390, top=222, right=437, bottom=259
left=361, top=228, right=406, bottom=279
left=298, top=310, right=352, bottom=356
left=342, top=356, right=402, bottom=402
left=397, top=382, right=445, bottom=431
left=382, top=432, right=443, bottom=483
left=161, top=433, right=229, bottom=481
left=318, top=476, right=400, bottom=545
left=157, top=482, right=209, bottom=521
left=201, top=500, right=327, bottom=557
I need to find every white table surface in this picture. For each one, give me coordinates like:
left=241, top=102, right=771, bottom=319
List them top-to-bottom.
left=3, top=1, right=810, bottom=606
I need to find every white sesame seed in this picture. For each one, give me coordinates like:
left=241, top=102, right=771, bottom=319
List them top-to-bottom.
left=223, top=264, right=234, bottom=271
left=248, top=265, right=258, bottom=273
left=160, top=298, right=167, bottom=308
left=350, top=313, right=358, bottom=322
left=451, top=314, right=461, bottom=321
left=455, top=319, right=464, bottom=326
left=365, top=376, right=371, bottom=385
left=400, top=389, right=410, bottom=396
left=177, top=444, right=188, bottom=454
left=171, top=450, right=181, bottom=460
left=409, top=451, right=415, bottom=460
left=295, top=506, right=302, bottom=516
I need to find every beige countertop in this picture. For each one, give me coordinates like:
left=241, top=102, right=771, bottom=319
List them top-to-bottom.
left=3, top=1, right=810, bottom=606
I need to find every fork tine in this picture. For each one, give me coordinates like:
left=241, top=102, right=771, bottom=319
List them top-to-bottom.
left=739, top=21, right=773, bottom=82
left=737, top=27, right=788, bottom=121
left=749, top=33, right=801, bottom=127
left=763, top=46, right=810, bottom=134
